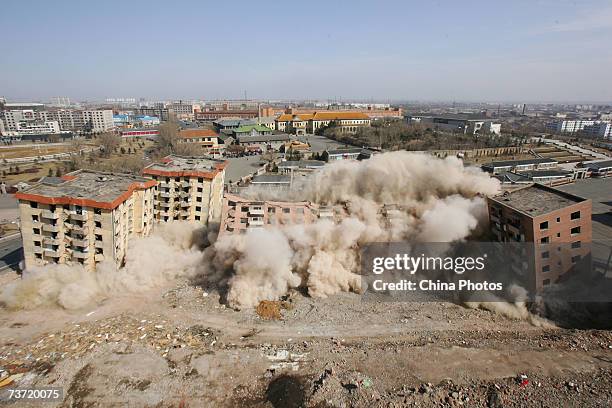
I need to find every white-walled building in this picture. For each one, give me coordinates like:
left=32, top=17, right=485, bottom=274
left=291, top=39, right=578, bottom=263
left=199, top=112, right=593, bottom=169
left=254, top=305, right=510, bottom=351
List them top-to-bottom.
left=82, top=110, right=114, bottom=132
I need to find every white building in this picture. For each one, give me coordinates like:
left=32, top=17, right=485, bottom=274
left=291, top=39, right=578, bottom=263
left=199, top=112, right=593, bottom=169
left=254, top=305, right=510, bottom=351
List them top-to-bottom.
left=1, top=109, right=40, bottom=131
left=41, top=109, right=114, bottom=132
left=82, top=110, right=114, bottom=132
left=545, top=119, right=595, bottom=133
left=546, top=119, right=611, bottom=138
left=16, top=121, right=61, bottom=135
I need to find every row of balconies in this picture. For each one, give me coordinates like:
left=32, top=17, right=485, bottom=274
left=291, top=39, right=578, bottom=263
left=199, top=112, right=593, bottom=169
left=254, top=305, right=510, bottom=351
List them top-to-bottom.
left=158, top=180, right=191, bottom=188
left=38, top=209, right=103, bottom=222
left=154, top=209, right=190, bottom=217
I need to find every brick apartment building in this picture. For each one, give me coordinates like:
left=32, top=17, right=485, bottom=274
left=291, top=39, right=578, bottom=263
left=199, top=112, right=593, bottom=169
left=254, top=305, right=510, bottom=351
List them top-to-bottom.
left=142, top=155, right=226, bottom=224
left=15, top=171, right=156, bottom=271
left=487, top=183, right=592, bottom=290
left=219, top=193, right=335, bottom=234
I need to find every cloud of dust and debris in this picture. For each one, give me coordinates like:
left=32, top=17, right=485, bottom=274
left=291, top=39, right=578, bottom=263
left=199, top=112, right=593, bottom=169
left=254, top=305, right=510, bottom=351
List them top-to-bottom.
left=3, top=152, right=525, bottom=315
left=201, top=152, right=501, bottom=309
left=0, top=222, right=205, bottom=310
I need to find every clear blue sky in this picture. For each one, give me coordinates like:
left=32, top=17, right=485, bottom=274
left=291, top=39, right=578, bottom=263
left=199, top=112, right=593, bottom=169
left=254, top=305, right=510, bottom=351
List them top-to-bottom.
left=1, top=0, right=611, bottom=103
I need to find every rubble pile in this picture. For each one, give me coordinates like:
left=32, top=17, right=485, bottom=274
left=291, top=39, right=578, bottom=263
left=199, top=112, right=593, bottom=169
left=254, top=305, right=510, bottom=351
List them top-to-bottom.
left=0, top=314, right=220, bottom=372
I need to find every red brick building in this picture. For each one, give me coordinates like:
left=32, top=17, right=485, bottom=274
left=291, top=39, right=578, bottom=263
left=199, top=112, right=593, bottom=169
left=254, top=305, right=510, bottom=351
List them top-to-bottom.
left=487, top=184, right=592, bottom=290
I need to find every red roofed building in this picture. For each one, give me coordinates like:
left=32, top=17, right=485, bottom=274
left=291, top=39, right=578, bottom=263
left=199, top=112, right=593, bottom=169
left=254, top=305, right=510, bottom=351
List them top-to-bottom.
left=142, top=155, right=227, bottom=224
left=15, top=170, right=157, bottom=271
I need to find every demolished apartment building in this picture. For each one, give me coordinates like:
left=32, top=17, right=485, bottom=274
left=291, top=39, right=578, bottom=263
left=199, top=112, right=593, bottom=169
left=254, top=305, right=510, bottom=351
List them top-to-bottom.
left=15, top=170, right=156, bottom=271
left=219, top=193, right=337, bottom=234
left=219, top=194, right=405, bottom=235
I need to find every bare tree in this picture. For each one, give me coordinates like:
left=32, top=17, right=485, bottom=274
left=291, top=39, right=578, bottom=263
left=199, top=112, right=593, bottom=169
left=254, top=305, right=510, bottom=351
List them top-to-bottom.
left=157, top=121, right=179, bottom=154
left=98, top=133, right=121, bottom=157
left=71, top=136, right=85, bottom=153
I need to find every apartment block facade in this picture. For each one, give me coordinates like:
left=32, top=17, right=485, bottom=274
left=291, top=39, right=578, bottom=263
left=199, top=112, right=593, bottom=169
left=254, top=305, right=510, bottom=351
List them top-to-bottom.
left=1, top=109, right=115, bottom=133
left=545, top=119, right=612, bottom=138
left=142, top=155, right=226, bottom=224
left=15, top=171, right=156, bottom=271
left=487, top=184, right=592, bottom=290
left=219, top=193, right=336, bottom=234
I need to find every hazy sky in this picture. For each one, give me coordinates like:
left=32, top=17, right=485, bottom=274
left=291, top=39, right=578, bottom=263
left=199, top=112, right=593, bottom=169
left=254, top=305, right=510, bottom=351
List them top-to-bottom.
left=1, top=0, right=611, bottom=103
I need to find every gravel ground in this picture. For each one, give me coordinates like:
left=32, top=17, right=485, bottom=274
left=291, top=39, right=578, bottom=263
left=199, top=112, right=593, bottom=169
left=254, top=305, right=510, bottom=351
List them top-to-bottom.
left=1, top=281, right=612, bottom=407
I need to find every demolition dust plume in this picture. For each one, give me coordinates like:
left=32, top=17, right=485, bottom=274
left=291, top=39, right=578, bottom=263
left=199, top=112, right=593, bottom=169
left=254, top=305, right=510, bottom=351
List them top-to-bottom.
left=2, top=152, right=506, bottom=311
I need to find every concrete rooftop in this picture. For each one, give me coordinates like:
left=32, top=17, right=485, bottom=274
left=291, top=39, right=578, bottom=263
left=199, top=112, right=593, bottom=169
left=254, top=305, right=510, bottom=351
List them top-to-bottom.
left=19, top=170, right=153, bottom=203
left=492, top=184, right=587, bottom=217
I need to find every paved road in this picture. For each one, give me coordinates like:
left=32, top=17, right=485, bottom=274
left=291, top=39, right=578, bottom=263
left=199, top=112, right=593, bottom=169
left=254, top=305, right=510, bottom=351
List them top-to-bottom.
left=0, top=234, right=23, bottom=274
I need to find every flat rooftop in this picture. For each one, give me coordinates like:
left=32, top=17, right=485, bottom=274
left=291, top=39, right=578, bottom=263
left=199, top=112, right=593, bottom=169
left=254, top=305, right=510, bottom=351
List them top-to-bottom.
left=328, top=147, right=363, bottom=155
left=143, top=155, right=226, bottom=177
left=586, top=159, right=612, bottom=170
left=278, top=160, right=325, bottom=168
left=15, top=170, right=155, bottom=208
left=251, top=174, right=291, bottom=184
left=491, top=184, right=587, bottom=217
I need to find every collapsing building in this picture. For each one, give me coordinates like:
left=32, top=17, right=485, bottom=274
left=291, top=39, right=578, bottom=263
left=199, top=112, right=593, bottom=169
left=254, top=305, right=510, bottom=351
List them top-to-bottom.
left=219, top=193, right=336, bottom=234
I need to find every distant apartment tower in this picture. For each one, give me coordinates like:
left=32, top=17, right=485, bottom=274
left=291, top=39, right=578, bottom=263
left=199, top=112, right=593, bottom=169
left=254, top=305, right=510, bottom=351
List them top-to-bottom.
left=166, top=102, right=195, bottom=119
left=1, top=109, right=40, bottom=131
left=39, top=109, right=114, bottom=132
left=81, top=110, right=114, bottom=132
left=584, top=121, right=612, bottom=139
left=142, top=155, right=226, bottom=224
left=15, top=171, right=156, bottom=271
left=487, top=184, right=592, bottom=290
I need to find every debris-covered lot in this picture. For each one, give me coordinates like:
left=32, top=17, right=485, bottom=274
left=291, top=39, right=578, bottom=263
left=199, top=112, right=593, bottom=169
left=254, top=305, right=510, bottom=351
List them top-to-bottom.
left=1, top=282, right=612, bottom=407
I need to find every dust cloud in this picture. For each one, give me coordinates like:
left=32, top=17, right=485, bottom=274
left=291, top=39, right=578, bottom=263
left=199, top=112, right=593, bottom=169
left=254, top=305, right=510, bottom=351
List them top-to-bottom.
left=2, top=152, right=511, bottom=312
left=203, top=152, right=501, bottom=309
left=0, top=222, right=204, bottom=310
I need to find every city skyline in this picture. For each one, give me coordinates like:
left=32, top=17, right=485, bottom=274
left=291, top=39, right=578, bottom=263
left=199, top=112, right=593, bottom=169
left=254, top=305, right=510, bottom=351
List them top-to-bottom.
left=1, top=0, right=611, bottom=103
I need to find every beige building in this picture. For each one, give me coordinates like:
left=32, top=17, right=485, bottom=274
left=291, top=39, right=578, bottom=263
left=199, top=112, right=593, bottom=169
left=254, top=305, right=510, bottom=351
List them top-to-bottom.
left=275, top=111, right=371, bottom=135
left=143, top=155, right=226, bottom=224
left=15, top=170, right=156, bottom=271
left=220, top=193, right=336, bottom=234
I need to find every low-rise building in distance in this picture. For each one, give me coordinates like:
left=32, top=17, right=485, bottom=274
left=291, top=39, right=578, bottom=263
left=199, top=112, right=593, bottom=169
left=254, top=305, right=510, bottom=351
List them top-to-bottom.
left=276, top=111, right=371, bottom=135
left=408, top=114, right=502, bottom=135
left=481, top=158, right=558, bottom=174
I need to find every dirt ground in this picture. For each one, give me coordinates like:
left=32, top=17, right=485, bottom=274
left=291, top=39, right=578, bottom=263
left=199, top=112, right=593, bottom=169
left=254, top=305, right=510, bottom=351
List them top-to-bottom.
left=1, top=275, right=612, bottom=407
